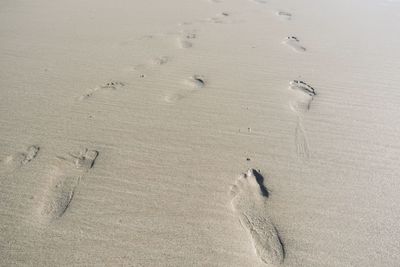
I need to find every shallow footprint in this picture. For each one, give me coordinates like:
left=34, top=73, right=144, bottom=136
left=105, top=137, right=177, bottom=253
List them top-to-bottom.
left=251, top=0, right=268, bottom=3
left=276, top=11, right=292, bottom=20
left=205, top=12, right=231, bottom=24
left=177, top=31, right=197, bottom=49
left=283, top=36, right=306, bottom=52
left=178, top=38, right=193, bottom=48
left=151, top=56, right=169, bottom=66
left=165, top=75, right=206, bottom=102
left=289, top=80, right=316, bottom=114
left=79, top=81, right=125, bottom=100
left=164, top=93, right=185, bottom=103
left=1, top=145, right=40, bottom=172
left=38, top=148, right=98, bottom=223
left=230, top=169, right=284, bottom=266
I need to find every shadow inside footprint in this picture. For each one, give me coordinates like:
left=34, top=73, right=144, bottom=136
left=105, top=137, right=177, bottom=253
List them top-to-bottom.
left=187, top=75, right=206, bottom=88
left=230, top=169, right=284, bottom=265
left=252, top=169, right=269, bottom=197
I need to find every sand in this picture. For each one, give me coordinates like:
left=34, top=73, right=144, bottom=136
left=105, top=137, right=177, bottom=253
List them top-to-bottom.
left=1, top=0, right=400, bottom=266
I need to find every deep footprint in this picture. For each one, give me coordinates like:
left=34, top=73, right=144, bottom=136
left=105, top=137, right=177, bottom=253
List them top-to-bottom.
left=283, top=36, right=306, bottom=52
left=186, top=75, right=206, bottom=88
left=289, top=80, right=316, bottom=114
left=1, top=145, right=40, bottom=171
left=38, top=148, right=98, bottom=223
left=230, top=169, right=284, bottom=266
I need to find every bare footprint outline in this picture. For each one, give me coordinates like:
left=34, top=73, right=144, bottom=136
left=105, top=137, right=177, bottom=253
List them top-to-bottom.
left=276, top=11, right=292, bottom=20
left=283, top=36, right=306, bottom=53
left=165, top=75, right=206, bottom=103
left=287, top=80, right=315, bottom=158
left=288, top=80, right=316, bottom=114
left=79, top=81, right=125, bottom=100
left=1, top=145, right=40, bottom=172
left=38, top=148, right=98, bottom=223
left=230, top=169, right=284, bottom=265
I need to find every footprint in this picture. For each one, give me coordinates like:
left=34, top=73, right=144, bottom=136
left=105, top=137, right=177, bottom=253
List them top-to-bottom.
left=251, top=0, right=268, bottom=4
left=276, top=11, right=292, bottom=20
left=205, top=12, right=231, bottom=24
left=177, top=31, right=197, bottom=49
left=283, top=36, right=306, bottom=53
left=178, top=38, right=193, bottom=48
left=151, top=56, right=169, bottom=66
left=165, top=75, right=206, bottom=103
left=185, top=75, right=206, bottom=88
left=288, top=80, right=315, bottom=114
left=289, top=80, right=316, bottom=96
left=79, top=81, right=125, bottom=100
left=100, top=81, right=125, bottom=90
left=288, top=81, right=314, bottom=157
left=164, top=93, right=185, bottom=103
left=295, top=120, right=310, bottom=158
left=1, top=145, right=40, bottom=171
left=38, top=148, right=98, bottom=223
left=230, top=169, right=284, bottom=265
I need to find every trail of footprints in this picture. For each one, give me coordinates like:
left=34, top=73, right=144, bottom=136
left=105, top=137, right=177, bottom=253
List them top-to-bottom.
left=3, top=1, right=321, bottom=265
left=229, top=3, right=318, bottom=265
left=274, top=6, right=315, bottom=159
left=287, top=80, right=316, bottom=159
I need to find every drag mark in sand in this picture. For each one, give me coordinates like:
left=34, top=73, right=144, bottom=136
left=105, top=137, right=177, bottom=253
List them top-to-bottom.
left=283, top=36, right=306, bottom=52
left=295, top=120, right=310, bottom=158
left=1, top=145, right=40, bottom=172
left=38, top=149, right=98, bottom=223
left=230, top=169, right=284, bottom=266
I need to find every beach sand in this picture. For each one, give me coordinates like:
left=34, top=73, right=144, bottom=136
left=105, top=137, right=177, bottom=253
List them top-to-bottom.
left=1, top=0, right=400, bottom=266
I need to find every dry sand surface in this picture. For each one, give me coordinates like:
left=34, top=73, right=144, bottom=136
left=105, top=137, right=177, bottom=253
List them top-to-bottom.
left=1, top=0, right=400, bottom=266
